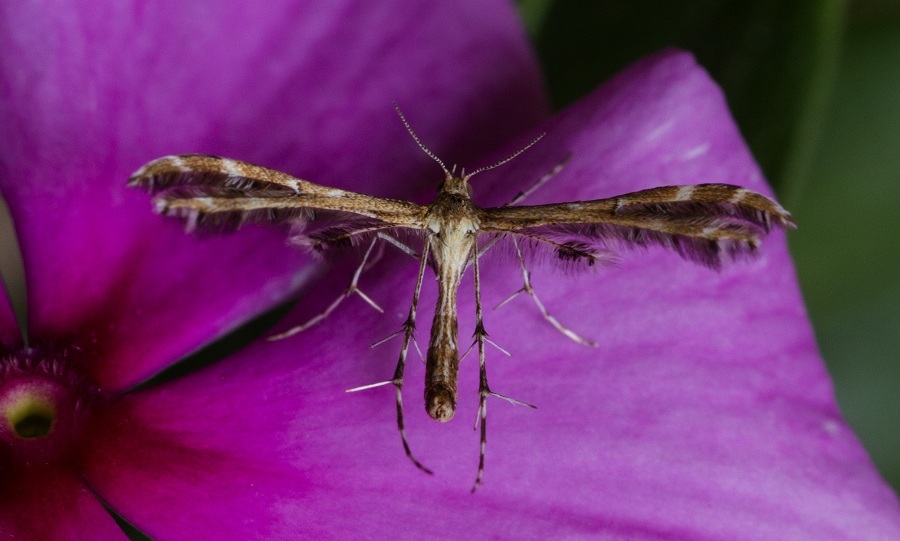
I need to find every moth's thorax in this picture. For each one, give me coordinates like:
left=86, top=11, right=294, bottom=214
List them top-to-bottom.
left=425, top=193, right=481, bottom=268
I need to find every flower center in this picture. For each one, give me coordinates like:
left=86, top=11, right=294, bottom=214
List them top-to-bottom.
left=0, top=347, right=100, bottom=461
left=4, top=390, right=56, bottom=438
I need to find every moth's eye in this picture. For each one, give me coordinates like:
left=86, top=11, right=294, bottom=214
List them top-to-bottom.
left=466, top=183, right=474, bottom=197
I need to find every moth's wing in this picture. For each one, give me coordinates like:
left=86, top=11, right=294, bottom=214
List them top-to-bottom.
left=128, top=154, right=427, bottom=251
left=479, top=184, right=795, bottom=270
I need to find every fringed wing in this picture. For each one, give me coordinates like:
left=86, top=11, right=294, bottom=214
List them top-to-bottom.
left=128, top=154, right=427, bottom=251
left=479, top=184, right=796, bottom=270
left=477, top=231, right=619, bottom=272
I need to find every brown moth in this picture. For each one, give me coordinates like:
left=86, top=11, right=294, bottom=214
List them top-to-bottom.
left=128, top=106, right=795, bottom=490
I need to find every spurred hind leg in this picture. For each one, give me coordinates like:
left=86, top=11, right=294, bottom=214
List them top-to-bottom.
left=269, top=237, right=383, bottom=341
left=495, top=238, right=597, bottom=347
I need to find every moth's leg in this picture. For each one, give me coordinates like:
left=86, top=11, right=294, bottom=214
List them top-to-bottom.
left=505, top=153, right=571, bottom=207
left=474, top=155, right=571, bottom=264
left=368, top=232, right=425, bottom=360
left=377, top=232, right=422, bottom=260
left=363, top=234, right=387, bottom=271
left=268, top=237, right=383, bottom=341
left=471, top=237, right=490, bottom=491
left=496, top=238, right=598, bottom=347
left=471, top=239, right=535, bottom=491
left=351, top=241, right=432, bottom=473
left=392, top=241, right=433, bottom=474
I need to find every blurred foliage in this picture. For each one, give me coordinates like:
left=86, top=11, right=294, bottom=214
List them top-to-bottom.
left=518, top=0, right=899, bottom=494
left=520, top=0, right=845, bottom=197
left=789, top=9, right=900, bottom=491
left=0, top=199, right=25, bottom=339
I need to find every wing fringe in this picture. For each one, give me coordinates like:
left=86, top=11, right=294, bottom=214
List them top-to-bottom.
left=512, top=220, right=761, bottom=270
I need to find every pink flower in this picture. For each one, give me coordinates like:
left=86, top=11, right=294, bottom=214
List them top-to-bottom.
left=0, top=1, right=542, bottom=539
left=1, top=2, right=897, bottom=541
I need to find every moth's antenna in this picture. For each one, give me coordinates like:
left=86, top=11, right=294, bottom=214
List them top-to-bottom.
left=394, top=102, right=451, bottom=178
left=466, top=132, right=546, bottom=180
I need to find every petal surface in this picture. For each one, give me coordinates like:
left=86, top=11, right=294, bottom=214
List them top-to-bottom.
left=0, top=0, right=546, bottom=390
left=137, top=51, right=896, bottom=539
left=80, top=379, right=308, bottom=541
left=0, top=462, right=126, bottom=541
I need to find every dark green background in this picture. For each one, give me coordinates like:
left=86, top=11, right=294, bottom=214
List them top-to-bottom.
left=518, top=0, right=899, bottom=494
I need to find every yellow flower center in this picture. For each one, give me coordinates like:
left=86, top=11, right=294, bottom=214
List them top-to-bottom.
left=4, top=391, right=56, bottom=438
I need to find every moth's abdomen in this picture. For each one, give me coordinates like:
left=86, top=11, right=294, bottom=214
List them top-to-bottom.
left=425, top=281, right=460, bottom=422
left=425, top=383, right=457, bottom=422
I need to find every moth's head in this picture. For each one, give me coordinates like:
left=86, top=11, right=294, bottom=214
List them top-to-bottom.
left=438, top=172, right=473, bottom=198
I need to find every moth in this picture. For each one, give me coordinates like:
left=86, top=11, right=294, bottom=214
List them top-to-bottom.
left=129, top=106, right=795, bottom=490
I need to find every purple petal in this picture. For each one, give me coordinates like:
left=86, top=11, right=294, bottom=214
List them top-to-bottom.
left=0, top=0, right=546, bottom=390
left=197, top=51, right=894, bottom=538
left=79, top=378, right=307, bottom=541
left=0, top=463, right=127, bottom=540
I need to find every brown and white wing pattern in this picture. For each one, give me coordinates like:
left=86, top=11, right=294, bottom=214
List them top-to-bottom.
left=128, top=154, right=427, bottom=251
left=479, top=183, right=796, bottom=270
